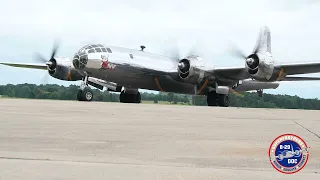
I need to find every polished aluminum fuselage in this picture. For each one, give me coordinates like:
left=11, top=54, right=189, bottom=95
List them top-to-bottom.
left=71, top=44, right=280, bottom=95
left=79, top=45, right=197, bottom=94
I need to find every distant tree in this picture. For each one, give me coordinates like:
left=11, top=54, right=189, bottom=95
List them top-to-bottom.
left=2, top=83, right=320, bottom=110
left=167, top=92, right=174, bottom=103
left=173, top=95, right=178, bottom=104
left=183, top=95, right=190, bottom=103
left=154, top=98, right=158, bottom=104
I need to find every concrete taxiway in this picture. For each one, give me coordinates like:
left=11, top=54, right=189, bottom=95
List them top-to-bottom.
left=0, top=98, right=319, bottom=180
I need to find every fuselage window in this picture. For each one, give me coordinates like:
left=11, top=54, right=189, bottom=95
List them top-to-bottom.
left=85, top=45, right=93, bottom=50
left=95, top=48, right=102, bottom=52
left=106, top=48, right=112, bottom=53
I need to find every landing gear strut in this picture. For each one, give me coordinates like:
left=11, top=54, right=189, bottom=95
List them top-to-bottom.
left=77, top=73, right=93, bottom=101
left=257, top=89, right=263, bottom=97
left=119, top=91, right=141, bottom=103
left=207, top=91, right=230, bottom=107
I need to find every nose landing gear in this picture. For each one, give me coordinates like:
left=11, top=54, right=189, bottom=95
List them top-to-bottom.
left=77, top=73, right=93, bottom=101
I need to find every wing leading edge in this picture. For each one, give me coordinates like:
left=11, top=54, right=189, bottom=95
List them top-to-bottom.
left=0, top=62, right=47, bottom=70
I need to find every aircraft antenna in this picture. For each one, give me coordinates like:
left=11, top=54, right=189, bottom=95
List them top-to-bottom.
left=140, top=45, right=146, bottom=51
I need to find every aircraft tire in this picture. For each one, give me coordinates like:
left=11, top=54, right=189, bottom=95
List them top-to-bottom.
left=82, top=88, right=93, bottom=101
left=77, top=90, right=83, bottom=101
left=120, top=91, right=141, bottom=103
left=120, top=91, right=126, bottom=103
left=207, top=91, right=218, bottom=106
left=134, top=92, right=141, bottom=103
left=217, top=94, right=229, bottom=107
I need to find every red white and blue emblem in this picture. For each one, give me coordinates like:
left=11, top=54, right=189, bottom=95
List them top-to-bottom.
left=268, top=134, right=310, bottom=174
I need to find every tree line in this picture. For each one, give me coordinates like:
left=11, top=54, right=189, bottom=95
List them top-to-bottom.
left=0, top=83, right=320, bottom=110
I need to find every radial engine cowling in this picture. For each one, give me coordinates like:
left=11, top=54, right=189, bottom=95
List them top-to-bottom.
left=245, top=53, right=275, bottom=81
left=177, top=55, right=206, bottom=84
left=47, top=57, right=82, bottom=81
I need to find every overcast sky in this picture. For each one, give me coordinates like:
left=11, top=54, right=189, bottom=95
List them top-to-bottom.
left=1, top=0, right=320, bottom=98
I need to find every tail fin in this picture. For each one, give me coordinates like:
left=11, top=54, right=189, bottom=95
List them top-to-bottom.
left=253, top=26, right=271, bottom=53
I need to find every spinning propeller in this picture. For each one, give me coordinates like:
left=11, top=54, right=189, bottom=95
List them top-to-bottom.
left=34, top=40, right=60, bottom=84
left=229, top=42, right=261, bottom=70
left=166, top=46, right=247, bottom=98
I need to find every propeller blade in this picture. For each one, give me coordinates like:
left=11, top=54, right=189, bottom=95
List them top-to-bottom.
left=252, top=36, right=261, bottom=54
left=50, top=40, right=60, bottom=60
left=228, top=44, right=247, bottom=60
left=34, top=53, right=47, bottom=63
left=40, top=72, right=49, bottom=85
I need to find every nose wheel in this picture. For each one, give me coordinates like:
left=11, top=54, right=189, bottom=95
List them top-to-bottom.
left=77, top=73, right=93, bottom=101
left=77, top=87, right=93, bottom=101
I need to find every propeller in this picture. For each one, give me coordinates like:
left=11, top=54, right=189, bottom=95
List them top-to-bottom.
left=34, top=40, right=60, bottom=85
left=228, top=43, right=260, bottom=70
left=165, top=44, right=202, bottom=73
left=228, top=44, right=248, bottom=60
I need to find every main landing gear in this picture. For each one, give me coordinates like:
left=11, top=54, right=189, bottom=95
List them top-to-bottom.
left=77, top=74, right=94, bottom=101
left=257, top=89, right=263, bottom=97
left=119, top=90, right=141, bottom=103
left=207, top=91, right=230, bottom=107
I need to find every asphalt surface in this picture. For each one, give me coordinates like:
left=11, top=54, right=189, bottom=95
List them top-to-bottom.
left=0, top=98, right=319, bottom=180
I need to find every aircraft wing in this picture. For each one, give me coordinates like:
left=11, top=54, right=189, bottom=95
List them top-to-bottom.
left=0, top=62, right=47, bottom=70
left=212, top=62, right=320, bottom=81
left=274, top=62, right=320, bottom=75
left=280, top=76, right=320, bottom=81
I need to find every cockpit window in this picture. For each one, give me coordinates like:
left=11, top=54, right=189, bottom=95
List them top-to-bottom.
left=78, top=44, right=111, bottom=54
left=85, top=45, right=92, bottom=50
left=95, top=48, right=102, bottom=52
left=106, top=48, right=112, bottom=53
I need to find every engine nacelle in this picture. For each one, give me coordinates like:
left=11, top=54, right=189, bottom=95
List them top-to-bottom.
left=245, top=53, right=275, bottom=81
left=177, top=55, right=206, bottom=84
left=48, top=57, right=82, bottom=81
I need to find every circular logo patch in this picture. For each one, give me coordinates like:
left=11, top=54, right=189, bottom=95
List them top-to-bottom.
left=268, top=134, right=310, bottom=174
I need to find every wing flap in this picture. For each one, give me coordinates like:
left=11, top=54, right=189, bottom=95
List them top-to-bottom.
left=0, top=62, right=47, bottom=70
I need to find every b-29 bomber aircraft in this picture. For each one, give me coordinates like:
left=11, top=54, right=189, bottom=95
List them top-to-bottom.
left=2, top=26, right=320, bottom=107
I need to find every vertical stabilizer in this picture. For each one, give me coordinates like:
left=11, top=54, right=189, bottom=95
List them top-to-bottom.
left=253, top=26, right=271, bottom=53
